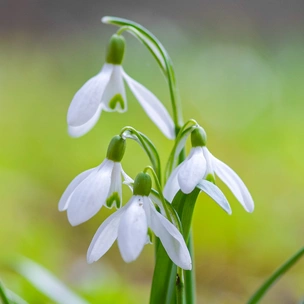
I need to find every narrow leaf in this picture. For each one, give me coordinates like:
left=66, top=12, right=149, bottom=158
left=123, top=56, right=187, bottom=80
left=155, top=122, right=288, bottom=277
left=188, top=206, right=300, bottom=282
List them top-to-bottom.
left=247, top=247, right=304, bottom=304
left=13, top=257, right=89, bottom=304
left=0, top=281, right=10, bottom=304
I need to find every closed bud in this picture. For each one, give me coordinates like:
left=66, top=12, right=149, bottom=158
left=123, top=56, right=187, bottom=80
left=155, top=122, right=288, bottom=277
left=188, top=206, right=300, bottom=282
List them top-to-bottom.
left=106, top=34, right=125, bottom=65
left=191, top=126, right=207, bottom=147
left=106, top=135, right=126, bottom=162
left=133, top=172, right=152, bottom=196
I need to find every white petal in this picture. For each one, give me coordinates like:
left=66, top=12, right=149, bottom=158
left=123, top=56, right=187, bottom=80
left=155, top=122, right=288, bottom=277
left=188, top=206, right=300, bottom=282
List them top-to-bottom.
left=67, top=64, right=113, bottom=126
left=101, top=65, right=127, bottom=113
left=123, top=71, right=175, bottom=140
left=68, top=104, right=102, bottom=138
left=172, top=130, right=191, bottom=169
left=178, top=147, right=206, bottom=194
left=202, top=147, right=215, bottom=178
left=211, top=153, right=254, bottom=213
left=67, top=160, right=114, bottom=226
left=106, top=162, right=123, bottom=209
left=163, top=164, right=182, bottom=202
left=58, top=168, right=96, bottom=211
left=197, top=180, right=232, bottom=214
left=149, top=192, right=166, bottom=215
left=117, top=196, right=148, bottom=262
left=148, top=199, right=192, bottom=270
left=87, top=207, right=125, bottom=263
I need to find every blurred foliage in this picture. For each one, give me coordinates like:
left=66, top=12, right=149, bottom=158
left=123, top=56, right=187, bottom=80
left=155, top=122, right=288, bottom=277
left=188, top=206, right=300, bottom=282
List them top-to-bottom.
left=0, top=23, right=304, bottom=303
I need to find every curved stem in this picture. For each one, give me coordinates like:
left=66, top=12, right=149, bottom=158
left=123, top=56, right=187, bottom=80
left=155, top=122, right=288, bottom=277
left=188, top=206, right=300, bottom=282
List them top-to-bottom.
left=120, top=126, right=161, bottom=182
left=247, top=247, right=304, bottom=304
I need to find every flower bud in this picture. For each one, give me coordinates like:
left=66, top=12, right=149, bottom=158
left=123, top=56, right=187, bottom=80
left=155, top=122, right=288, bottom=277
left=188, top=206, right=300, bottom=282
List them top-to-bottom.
left=106, top=34, right=125, bottom=65
left=191, top=126, right=207, bottom=147
left=106, top=135, right=126, bottom=162
left=133, top=172, right=152, bottom=196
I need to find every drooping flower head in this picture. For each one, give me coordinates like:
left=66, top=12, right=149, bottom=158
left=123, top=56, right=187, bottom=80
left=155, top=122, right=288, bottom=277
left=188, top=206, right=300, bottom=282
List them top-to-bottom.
left=67, top=34, right=175, bottom=139
left=164, top=126, right=254, bottom=213
left=58, top=135, right=132, bottom=226
left=87, top=172, right=192, bottom=270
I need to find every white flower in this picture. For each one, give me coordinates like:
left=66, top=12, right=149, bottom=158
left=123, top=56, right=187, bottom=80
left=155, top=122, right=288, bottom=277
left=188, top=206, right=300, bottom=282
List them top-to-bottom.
left=67, top=34, right=175, bottom=139
left=164, top=146, right=254, bottom=213
left=58, top=158, right=132, bottom=226
left=87, top=194, right=192, bottom=270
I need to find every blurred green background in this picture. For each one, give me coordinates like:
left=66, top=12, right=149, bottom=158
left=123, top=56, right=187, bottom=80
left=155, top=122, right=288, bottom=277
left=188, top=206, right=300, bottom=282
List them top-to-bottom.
left=1, top=1, right=304, bottom=303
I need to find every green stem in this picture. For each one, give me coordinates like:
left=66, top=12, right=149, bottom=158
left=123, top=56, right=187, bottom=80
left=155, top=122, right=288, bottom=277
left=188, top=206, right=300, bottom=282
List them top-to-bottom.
left=185, top=232, right=196, bottom=304
left=247, top=247, right=304, bottom=304
left=176, top=267, right=185, bottom=304
left=0, top=281, right=10, bottom=304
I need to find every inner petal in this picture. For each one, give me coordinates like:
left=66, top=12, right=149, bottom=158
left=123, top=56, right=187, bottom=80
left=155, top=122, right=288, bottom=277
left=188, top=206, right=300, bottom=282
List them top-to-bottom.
left=102, top=66, right=127, bottom=113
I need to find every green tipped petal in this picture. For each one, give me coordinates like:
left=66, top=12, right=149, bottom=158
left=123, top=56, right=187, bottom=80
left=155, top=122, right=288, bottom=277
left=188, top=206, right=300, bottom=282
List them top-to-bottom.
left=106, top=34, right=125, bottom=65
left=109, top=94, right=125, bottom=110
left=191, top=126, right=207, bottom=147
left=106, top=135, right=126, bottom=162
left=133, top=172, right=152, bottom=196
left=205, top=173, right=216, bottom=184
left=106, top=192, right=121, bottom=208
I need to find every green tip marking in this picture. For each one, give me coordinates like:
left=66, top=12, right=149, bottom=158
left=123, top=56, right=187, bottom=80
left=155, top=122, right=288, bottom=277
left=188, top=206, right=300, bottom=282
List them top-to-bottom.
left=109, top=94, right=125, bottom=110
left=205, top=173, right=216, bottom=184
left=106, top=192, right=121, bottom=209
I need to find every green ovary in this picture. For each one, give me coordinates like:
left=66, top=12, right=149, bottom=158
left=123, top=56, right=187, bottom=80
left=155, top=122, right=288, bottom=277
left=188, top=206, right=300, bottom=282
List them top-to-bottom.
left=109, top=94, right=125, bottom=111
left=106, top=192, right=121, bottom=209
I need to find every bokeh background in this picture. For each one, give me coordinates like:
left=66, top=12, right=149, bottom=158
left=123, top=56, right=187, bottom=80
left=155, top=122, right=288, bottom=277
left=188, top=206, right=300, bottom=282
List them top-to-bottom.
left=1, top=1, right=304, bottom=303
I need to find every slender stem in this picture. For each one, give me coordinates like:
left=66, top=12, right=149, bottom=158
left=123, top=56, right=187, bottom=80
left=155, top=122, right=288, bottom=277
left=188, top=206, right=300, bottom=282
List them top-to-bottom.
left=185, top=232, right=196, bottom=304
left=247, top=247, right=304, bottom=304
left=176, top=267, right=185, bottom=304
left=0, top=281, right=10, bottom=304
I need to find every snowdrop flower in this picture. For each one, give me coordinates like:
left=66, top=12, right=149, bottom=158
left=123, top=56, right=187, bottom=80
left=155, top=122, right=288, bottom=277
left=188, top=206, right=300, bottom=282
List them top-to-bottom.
left=67, top=34, right=175, bottom=139
left=164, top=127, right=254, bottom=213
left=58, top=135, right=132, bottom=226
left=87, top=172, right=192, bottom=270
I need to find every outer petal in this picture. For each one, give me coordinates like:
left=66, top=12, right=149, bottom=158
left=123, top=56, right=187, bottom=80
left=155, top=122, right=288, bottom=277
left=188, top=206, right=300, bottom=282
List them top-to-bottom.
left=67, top=64, right=113, bottom=126
left=101, top=65, right=127, bottom=113
left=123, top=71, right=175, bottom=140
left=68, top=104, right=102, bottom=138
left=178, top=147, right=206, bottom=194
left=211, top=153, right=254, bottom=213
left=67, top=160, right=114, bottom=226
left=163, top=164, right=182, bottom=202
left=58, top=168, right=96, bottom=211
left=197, top=180, right=232, bottom=214
left=117, top=196, right=148, bottom=263
left=148, top=199, right=192, bottom=270
left=87, top=207, right=125, bottom=263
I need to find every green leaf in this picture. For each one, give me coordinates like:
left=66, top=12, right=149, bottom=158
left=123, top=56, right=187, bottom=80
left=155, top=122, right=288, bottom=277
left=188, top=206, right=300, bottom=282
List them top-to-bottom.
left=150, top=189, right=200, bottom=304
left=247, top=247, right=304, bottom=304
left=12, top=257, right=89, bottom=304
left=0, top=280, right=10, bottom=304
left=5, top=289, right=28, bottom=304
